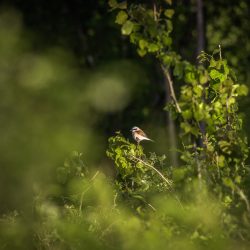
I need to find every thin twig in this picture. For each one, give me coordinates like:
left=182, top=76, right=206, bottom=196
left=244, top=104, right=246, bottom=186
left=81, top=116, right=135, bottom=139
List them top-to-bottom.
left=153, top=2, right=157, bottom=21
left=219, top=44, right=222, bottom=60
left=161, top=65, right=182, bottom=113
left=130, top=155, right=184, bottom=210
left=131, top=155, right=172, bottom=187
left=79, top=170, right=100, bottom=212
left=235, top=185, right=250, bottom=212
left=113, top=192, right=118, bottom=209
left=147, top=202, right=157, bottom=212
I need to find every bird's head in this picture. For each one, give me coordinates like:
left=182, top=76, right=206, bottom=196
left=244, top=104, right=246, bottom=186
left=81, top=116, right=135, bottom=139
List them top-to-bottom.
left=131, top=126, right=140, bottom=132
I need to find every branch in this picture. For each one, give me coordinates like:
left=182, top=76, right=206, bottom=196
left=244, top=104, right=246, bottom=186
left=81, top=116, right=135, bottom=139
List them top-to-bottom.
left=153, top=1, right=157, bottom=21
left=219, top=44, right=222, bottom=60
left=161, top=65, right=182, bottom=113
left=130, top=155, right=184, bottom=210
left=131, top=155, right=173, bottom=187
left=79, top=170, right=100, bottom=212
left=235, top=185, right=250, bottom=212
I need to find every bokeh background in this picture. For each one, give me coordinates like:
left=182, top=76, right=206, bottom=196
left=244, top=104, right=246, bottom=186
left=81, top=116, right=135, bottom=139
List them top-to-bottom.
left=0, top=0, right=250, bottom=243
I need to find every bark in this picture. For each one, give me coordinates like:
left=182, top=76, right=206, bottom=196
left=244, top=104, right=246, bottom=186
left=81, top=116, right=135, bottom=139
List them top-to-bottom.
left=196, top=0, right=205, bottom=186
left=197, top=0, right=205, bottom=55
left=162, top=68, right=179, bottom=167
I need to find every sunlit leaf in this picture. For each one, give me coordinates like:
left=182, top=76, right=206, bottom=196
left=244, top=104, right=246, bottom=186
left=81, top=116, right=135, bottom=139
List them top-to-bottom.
left=164, top=9, right=175, bottom=19
left=115, top=10, right=128, bottom=25
left=121, top=20, right=134, bottom=35
left=139, top=39, right=148, bottom=50
left=147, top=43, right=159, bottom=52
left=137, top=48, right=147, bottom=57
left=237, top=84, right=248, bottom=96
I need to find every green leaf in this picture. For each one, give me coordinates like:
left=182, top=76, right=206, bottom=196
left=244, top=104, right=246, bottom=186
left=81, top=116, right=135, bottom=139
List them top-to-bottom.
left=108, top=0, right=118, bottom=8
left=109, top=0, right=127, bottom=9
left=117, top=1, right=127, bottom=9
left=164, top=9, right=175, bottom=18
left=115, top=11, right=128, bottom=25
left=121, top=20, right=134, bottom=35
left=166, top=20, right=173, bottom=32
left=130, top=33, right=139, bottom=44
left=162, top=35, right=172, bottom=47
left=139, top=39, right=148, bottom=50
left=147, top=43, right=159, bottom=52
left=137, top=48, right=147, bottom=57
left=162, top=55, right=172, bottom=66
left=209, top=58, right=217, bottom=67
left=222, top=60, right=229, bottom=75
left=173, top=62, right=184, bottom=79
left=209, top=69, right=221, bottom=80
left=209, top=69, right=226, bottom=82
left=185, top=71, right=197, bottom=84
left=199, top=72, right=208, bottom=84
left=237, top=84, right=248, bottom=96
left=193, top=85, right=203, bottom=97
left=193, top=107, right=204, bottom=121
left=182, top=110, right=192, bottom=119
left=180, top=122, right=199, bottom=135
left=180, top=122, right=191, bottom=133
left=218, top=140, right=232, bottom=154
left=218, top=155, right=225, bottom=167
left=235, top=175, right=241, bottom=184
left=223, top=177, right=235, bottom=189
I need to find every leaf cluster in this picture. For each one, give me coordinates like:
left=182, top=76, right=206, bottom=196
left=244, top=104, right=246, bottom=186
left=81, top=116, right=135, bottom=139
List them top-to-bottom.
left=109, top=0, right=250, bottom=240
left=106, top=132, right=170, bottom=209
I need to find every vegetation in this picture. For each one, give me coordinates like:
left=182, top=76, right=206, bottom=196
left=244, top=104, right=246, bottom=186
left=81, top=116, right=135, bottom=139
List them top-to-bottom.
left=0, top=0, right=250, bottom=249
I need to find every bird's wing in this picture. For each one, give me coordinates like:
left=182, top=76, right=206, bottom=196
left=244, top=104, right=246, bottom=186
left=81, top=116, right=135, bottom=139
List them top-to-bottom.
left=137, top=129, right=147, bottom=137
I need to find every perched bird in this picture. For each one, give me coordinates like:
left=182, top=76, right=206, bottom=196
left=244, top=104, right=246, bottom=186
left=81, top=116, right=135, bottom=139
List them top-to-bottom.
left=131, top=126, right=153, bottom=144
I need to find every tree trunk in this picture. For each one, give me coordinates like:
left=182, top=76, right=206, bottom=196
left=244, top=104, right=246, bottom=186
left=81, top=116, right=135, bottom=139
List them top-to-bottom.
left=196, top=0, right=205, bottom=55
left=196, top=0, right=205, bottom=188
left=164, top=72, right=179, bottom=167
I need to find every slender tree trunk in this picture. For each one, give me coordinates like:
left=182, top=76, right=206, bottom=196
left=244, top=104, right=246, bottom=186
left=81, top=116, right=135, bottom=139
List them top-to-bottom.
left=196, top=0, right=205, bottom=188
left=196, top=0, right=206, bottom=143
left=197, top=0, right=205, bottom=55
left=152, top=1, right=179, bottom=167
left=164, top=72, right=179, bottom=167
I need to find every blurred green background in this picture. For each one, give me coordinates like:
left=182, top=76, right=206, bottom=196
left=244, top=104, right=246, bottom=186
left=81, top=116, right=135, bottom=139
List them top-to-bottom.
left=0, top=0, right=250, bottom=249
left=1, top=0, right=249, bottom=209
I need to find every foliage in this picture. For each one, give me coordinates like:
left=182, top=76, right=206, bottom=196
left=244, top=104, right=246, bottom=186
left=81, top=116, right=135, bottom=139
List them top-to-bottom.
left=109, top=0, right=250, bottom=242
left=109, top=0, right=176, bottom=65
left=1, top=1, right=250, bottom=250
left=177, top=51, right=250, bottom=239
left=106, top=132, right=171, bottom=211
left=1, top=145, right=250, bottom=250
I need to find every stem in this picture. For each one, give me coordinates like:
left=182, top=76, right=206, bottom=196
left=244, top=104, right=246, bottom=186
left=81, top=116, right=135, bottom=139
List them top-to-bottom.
left=152, top=0, right=157, bottom=21
left=196, top=0, right=205, bottom=55
left=219, top=44, right=222, bottom=60
left=164, top=64, right=179, bottom=167
left=161, top=65, right=182, bottom=113
left=194, top=140, right=202, bottom=190
left=130, top=155, right=184, bottom=210
left=131, top=155, right=172, bottom=187
left=79, top=170, right=100, bottom=212
left=235, top=185, right=250, bottom=212
left=147, top=202, right=157, bottom=212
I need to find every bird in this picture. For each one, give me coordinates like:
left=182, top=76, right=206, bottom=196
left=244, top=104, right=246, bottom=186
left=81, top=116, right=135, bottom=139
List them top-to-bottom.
left=130, top=126, right=153, bottom=144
